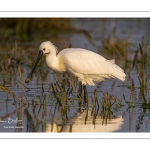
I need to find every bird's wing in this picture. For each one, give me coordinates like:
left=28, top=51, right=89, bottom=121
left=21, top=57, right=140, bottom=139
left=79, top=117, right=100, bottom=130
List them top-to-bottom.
left=62, top=48, right=114, bottom=75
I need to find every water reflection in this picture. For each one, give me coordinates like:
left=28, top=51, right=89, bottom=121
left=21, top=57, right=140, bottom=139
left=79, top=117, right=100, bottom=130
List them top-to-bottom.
left=44, top=110, right=124, bottom=132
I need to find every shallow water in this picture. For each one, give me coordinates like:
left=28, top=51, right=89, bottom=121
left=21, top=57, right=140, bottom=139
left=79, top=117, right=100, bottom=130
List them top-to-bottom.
left=0, top=18, right=150, bottom=132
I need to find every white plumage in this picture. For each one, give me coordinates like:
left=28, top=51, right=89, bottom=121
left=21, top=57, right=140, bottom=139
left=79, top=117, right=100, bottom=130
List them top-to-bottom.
left=25, top=41, right=126, bottom=85
left=41, top=41, right=126, bottom=86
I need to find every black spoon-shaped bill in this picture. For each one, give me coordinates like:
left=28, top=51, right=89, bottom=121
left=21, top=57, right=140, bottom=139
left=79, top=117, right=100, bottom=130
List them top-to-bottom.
left=25, top=50, right=43, bottom=83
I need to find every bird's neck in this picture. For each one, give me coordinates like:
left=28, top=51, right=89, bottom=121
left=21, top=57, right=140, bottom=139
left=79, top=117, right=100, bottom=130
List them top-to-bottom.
left=46, top=52, right=66, bottom=72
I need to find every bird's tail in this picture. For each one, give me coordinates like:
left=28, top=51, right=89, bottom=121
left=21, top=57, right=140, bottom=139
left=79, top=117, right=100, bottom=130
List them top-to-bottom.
left=107, top=59, right=126, bottom=82
left=111, top=64, right=126, bottom=82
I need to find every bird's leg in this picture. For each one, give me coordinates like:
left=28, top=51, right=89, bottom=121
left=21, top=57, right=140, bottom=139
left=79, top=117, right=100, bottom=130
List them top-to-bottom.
left=78, top=82, right=82, bottom=112
left=78, top=82, right=82, bottom=98
left=83, top=85, right=87, bottom=105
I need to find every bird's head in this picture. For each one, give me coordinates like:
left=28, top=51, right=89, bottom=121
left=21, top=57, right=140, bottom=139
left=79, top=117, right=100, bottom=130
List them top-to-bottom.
left=25, top=41, right=58, bottom=83
left=39, top=41, right=58, bottom=55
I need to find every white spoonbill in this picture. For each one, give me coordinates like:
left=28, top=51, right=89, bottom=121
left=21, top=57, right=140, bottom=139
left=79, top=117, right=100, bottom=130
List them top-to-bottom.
left=25, top=41, right=126, bottom=85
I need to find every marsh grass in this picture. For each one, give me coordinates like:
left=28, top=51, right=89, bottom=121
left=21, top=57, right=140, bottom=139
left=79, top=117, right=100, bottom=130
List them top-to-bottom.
left=0, top=18, right=71, bottom=41
left=99, top=28, right=132, bottom=65
left=82, top=29, right=98, bottom=49
left=1, top=32, right=150, bottom=132
left=101, top=36, right=131, bottom=61
left=133, top=42, right=150, bottom=73
left=138, top=42, right=150, bottom=69
left=128, top=48, right=139, bottom=73
left=50, top=73, right=81, bottom=121
left=49, top=74, right=124, bottom=123
left=0, top=85, right=25, bottom=104
left=93, top=90, right=124, bottom=111
left=0, top=102, right=25, bottom=124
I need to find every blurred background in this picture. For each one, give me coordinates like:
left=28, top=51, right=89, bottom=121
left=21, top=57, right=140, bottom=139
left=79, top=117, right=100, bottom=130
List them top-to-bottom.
left=0, top=18, right=149, bottom=45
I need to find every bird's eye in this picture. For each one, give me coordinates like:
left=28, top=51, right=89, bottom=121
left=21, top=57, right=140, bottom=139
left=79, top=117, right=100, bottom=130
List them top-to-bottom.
left=43, top=48, right=46, bottom=51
